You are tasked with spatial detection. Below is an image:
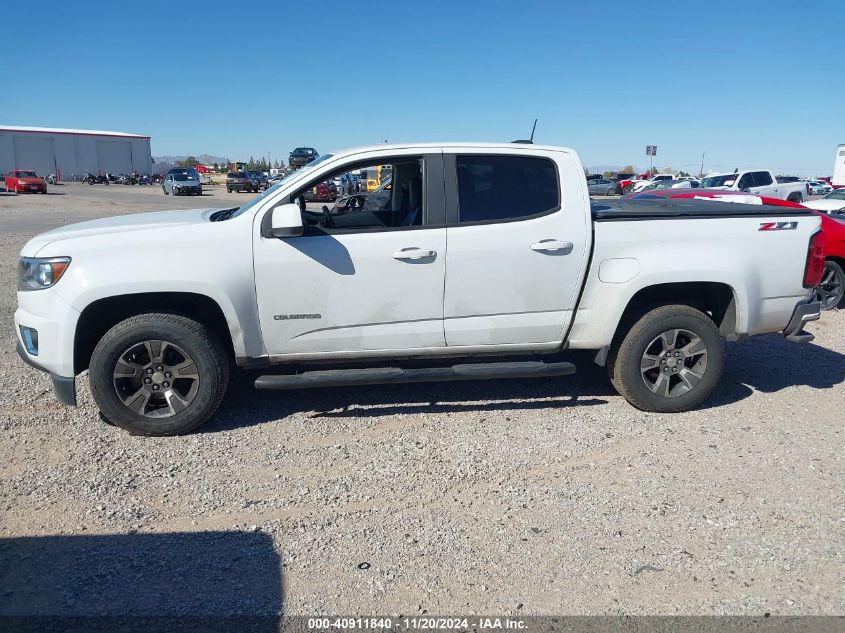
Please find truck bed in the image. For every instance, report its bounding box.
[591,197,815,221]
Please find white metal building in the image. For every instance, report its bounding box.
[0,125,152,181]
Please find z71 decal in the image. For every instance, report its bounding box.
[759,221,798,231]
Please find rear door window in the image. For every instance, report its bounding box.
[752,171,773,187]
[455,155,559,224]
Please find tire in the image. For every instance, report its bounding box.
[817,260,844,311]
[608,304,723,413]
[163,187,168,195]
[227,187,232,193]
[89,313,229,436]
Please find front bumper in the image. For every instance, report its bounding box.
[15,292,81,406]
[15,339,76,405]
[783,299,821,343]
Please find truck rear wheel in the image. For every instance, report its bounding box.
[89,313,229,435]
[608,304,723,412]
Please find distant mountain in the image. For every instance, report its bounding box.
[153,154,230,166]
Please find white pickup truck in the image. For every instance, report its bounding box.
[699,169,807,202]
[15,143,825,435]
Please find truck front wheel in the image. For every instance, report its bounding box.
[608,304,723,413]
[89,313,229,435]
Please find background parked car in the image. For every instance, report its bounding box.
[814,213,845,310]
[248,171,270,190]
[587,178,617,195]
[631,179,699,194]
[5,170,47,194]
[162,172,202,196]
[289,147,319,169]
[611,172,635,193]
[302,180,338,202]
[803,189,845,214]
[806,180,833,195]
[165,167,200,182]
[226,172,253,193]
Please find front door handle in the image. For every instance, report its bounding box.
[393,248,436,260]
[531,240,573,252]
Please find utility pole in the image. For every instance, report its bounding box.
[699,151,705,177]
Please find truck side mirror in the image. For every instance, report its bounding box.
[263,203,304,238]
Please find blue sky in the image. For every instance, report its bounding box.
[1,0,842,175]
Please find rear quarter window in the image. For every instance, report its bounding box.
[456,155,559,224]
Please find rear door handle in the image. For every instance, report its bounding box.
[393,248,436,260]
[531,240,573,252]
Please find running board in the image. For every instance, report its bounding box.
[254,361,576,390]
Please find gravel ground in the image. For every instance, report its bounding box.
[0,184,842,617]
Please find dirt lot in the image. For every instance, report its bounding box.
[0,184,842,617]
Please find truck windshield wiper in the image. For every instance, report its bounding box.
[210,207,239,222]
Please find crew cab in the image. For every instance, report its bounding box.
[14,143,824,436]
[5,169,47,194]
[700,169,806,202]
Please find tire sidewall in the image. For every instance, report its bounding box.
[90,318,227,435]
[820,260,845,310]
[618,309,724,412]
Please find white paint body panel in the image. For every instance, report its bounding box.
[442,147,591,346]
[566,215,817,348]
[253,228,447,353]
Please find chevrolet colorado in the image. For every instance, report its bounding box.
[15,143,824,435]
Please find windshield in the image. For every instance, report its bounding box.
[16,171,38,178]
[700,174,738,187]
[825,190,845,200]
[228,154,335,219]
[174,174,193,181]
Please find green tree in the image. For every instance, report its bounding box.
[620,164,635,173]
[177,156,198,168]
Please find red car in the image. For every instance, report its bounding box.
[815,213,845,309]
[5,169,47,194]
[302,181,338,202]
[626,188,845,310]
[618,172,651,194]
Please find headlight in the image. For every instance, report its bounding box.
[19,257,71,291]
